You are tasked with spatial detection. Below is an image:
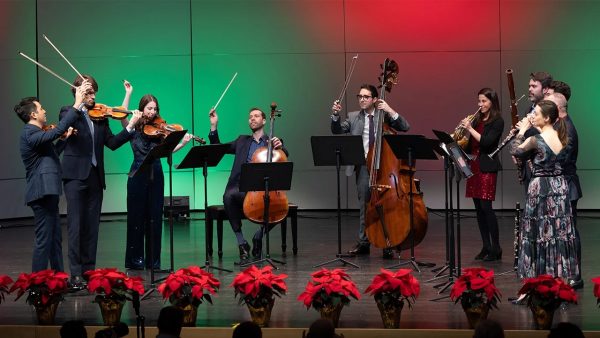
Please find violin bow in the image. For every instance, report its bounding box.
[213,72,238,110]
[43,34,85,81]
[18,52,76,89]
[336,54,359,104]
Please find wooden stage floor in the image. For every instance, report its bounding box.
[0,210,599,331]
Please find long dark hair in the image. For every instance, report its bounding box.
[537,100,568,146]
[475,87,501,125]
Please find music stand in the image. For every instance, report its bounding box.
[310,136,365,268]
[130,130,185,300]
[239,162,293,269]
[382,134,438,273]
[177,144,232,273]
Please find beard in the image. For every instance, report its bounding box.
[84,99,95,110]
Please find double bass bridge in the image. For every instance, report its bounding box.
[369,184,391,192]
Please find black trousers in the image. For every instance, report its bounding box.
[473,198,500,253]
[125,161,164,269]
[30,195,64,272]
[63,166,102,277]
[223,186,274,245]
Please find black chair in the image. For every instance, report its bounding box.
[205,203,298,258]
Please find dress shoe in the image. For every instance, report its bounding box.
[474,248,489,260]
[382,248,394,259]
[568,278,584,290]
[483,249,502,261]
[509,294,527,305]
[235,242,251,265]
[347,243,370,255]
[68,276,86,292]
[125,258,144,270]
[252,238,262,258]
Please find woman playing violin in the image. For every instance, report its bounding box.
[120,83,193,270]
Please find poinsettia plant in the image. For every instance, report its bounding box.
[450,267,501,310]
[9,270,69,306]
[85,268,145,304]
[158,266,220,308]
[231,265,287,308]
[365,268,420,309]
[593,276,600,308]
[518,274,577,308]
[0,275,14,305]
[298,268,361,311]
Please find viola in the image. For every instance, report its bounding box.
[42,124,77,140]
[242,103,289,224]
[88,103,131,121]
[364,58,428,250]
[142,116,206,144]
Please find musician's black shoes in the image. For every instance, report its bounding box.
[68,275,87,292]
[382,248,394,259]
[252,238,262,258]
[483,248,502,261]
[235,242,251,265]
[474,248,489,260]
[348,243,370,255]
[568,278,584,290]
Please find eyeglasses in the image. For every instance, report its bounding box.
[356,95,372,100]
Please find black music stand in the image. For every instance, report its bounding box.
[130,130,185,300]
[177,144,232,273]
[310,136,365,268]
[239,162,293,269]
[429,130,473,300]
[382,134,438,273]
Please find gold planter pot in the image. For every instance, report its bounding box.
[247,298,275,327]
[461,302,490,329]
[174,303,199,327]
[530,304,558,330]
[318,303,344,328]
[97,297,125,326]
[34,300,60,325]
[375,299,404,329]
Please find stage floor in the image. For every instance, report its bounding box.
[0,210,599,330]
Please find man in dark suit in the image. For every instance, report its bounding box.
[56,75,139,288]
[331,84,410,259]
[15,81,89,272]
[208,107,288,264]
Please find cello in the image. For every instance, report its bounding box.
[364,59,429,250]
[242,103,289,224]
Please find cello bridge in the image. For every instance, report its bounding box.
[370,184,391,192]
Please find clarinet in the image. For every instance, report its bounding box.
[513,202,521,271]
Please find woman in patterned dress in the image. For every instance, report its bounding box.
[461,88,505,261]
[510,100,578,279]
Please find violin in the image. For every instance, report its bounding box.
[87,103,131,120]
[42,124,77,140]
[142,116,206,144]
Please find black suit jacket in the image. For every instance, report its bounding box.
[19,107,80,205]
[208,130,289,190]
[56,106,132,189]
[465,116,504,173]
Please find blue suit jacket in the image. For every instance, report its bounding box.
[56,106,132,189]
[19,107,80,205]
[208,130,289,190]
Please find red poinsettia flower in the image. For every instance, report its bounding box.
[158,266,220,307]
[231,265,287,308]
[297,268,360,311]
[518,274,577,308]
[450,267,501,310]
[85,268,145,302]
[8,270,69,306]
[0,275,14,304]
[364,268,420,308]
[592,276,600,307]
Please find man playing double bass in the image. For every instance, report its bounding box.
[330,84,410,259]
[208,107,289,265]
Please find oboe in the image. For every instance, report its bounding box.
[513,202,521,271]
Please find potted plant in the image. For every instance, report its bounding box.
[298,268,360,327]
[593,276,600,307]
[85,268,145,325]
[450,267,501,329]
[158,266,220,326]
[364,268,420,328]
[231,265,287,327]
[9,269,69,324]
[518,274,577,329]
[0,274,13,305]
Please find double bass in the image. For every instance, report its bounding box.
[242,103,289,224]
[364,59,429,250]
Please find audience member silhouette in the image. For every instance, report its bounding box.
[232,321,262,338]
[303,319,344,338]
[548,322,585,338]
[473,319,504,338]
[60,320,87,338]
[157,306,184,338]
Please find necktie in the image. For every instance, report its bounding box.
[368,114,375,147]
[83,110,97,166]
